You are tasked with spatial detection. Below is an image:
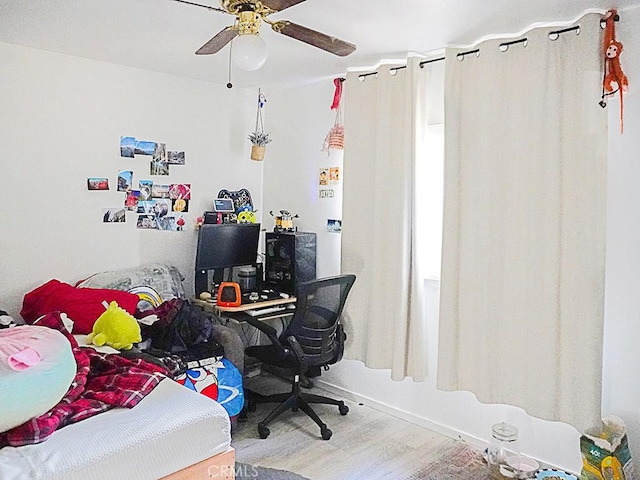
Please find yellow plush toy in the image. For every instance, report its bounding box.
[87,301,141,351]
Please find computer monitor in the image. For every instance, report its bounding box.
[195,223,261,271]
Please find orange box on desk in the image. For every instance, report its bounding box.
[216,282,242,307]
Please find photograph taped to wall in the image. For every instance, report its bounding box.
[172,198,189,213]
[137,214,158,229]
[120,136,136,157]
[153,198,171,217]
[167,151,186,165]
[117,170,133,192]
[139,180,153,201]
[329,167,340,184]
[136,140,156,155]
[151,184,170,198]
[153,142,167,162]
[319,189,334,198]
[150,159,169,176]
[103,208,125,223]
[319,168,329,186]
[169,184,191,200]
[327,219,342,232]
[137,200,156,214]
[124,190,140,211]
[87,177,109,190]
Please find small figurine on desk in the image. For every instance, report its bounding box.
[270,210,298,232]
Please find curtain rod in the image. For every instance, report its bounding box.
[354,12,618,76]
[458,13,619,58]
[356,56,445,81]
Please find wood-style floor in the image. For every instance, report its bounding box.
[231,373,459,480]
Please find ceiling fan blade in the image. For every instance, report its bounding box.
[195,26,238,55]
[273,21,356,57]
[261,0,307,12]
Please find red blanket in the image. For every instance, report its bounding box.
[0,312,167,448]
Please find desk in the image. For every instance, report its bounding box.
[192,296,297,379]
[191,296,296,323]
[192,296,313,386]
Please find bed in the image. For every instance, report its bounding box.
[0,263,242,480]
[0,379,235,480]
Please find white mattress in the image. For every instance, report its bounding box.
[0,378,231,480]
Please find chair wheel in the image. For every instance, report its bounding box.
[338,404,349,416]
[321,426,332,440]
[258,424,270,439]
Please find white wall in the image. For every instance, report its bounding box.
[262,81,343,277]
[263,7,640,474]
[0,41,261,315]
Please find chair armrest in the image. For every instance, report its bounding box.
[243,315,282,348]
[285,335,309,371]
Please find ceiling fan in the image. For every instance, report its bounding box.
[173,0,356,69]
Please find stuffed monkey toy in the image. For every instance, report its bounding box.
[602,9,628,133]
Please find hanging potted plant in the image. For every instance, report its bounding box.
[248,89,271,161]
[248,131,271,161]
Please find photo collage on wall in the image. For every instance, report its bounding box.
[319,166,341,232]
[319,166,339,198]
[88,136,189,231]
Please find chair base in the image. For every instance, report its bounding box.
[246,388,349,440]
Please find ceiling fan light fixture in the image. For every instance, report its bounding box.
[232,33,268,71]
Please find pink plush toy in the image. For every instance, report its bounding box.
[0,325,76,432]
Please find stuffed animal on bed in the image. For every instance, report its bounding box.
[0,325,76,433]
[87,301,141,350]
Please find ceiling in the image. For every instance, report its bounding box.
[1,0,639,90]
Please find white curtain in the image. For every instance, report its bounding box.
[341,57,440,381]
[437,14,607,432]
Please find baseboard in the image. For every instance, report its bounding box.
[315,379,577,475]
[314,378,487,451]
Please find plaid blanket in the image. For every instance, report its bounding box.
[0,312,167,448]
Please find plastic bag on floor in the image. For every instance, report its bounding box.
[580,415,637,480]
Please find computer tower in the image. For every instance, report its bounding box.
[264,231,316,295]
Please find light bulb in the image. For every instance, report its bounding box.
[232,34,268,71]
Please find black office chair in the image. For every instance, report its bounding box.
[243,274,356,440]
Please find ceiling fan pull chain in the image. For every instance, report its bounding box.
[226,40,233,88]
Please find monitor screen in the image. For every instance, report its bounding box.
[195,223,261,271]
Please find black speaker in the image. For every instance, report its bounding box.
[264,231,316,295]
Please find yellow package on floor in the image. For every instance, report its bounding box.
[580,416,636,480]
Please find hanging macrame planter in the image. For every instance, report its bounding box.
[322,78,345,155]
[251,144,265,161]
[248,89,271,161]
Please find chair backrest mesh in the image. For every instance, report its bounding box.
[282,274,356,367]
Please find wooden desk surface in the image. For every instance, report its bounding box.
[192,296,296,313]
